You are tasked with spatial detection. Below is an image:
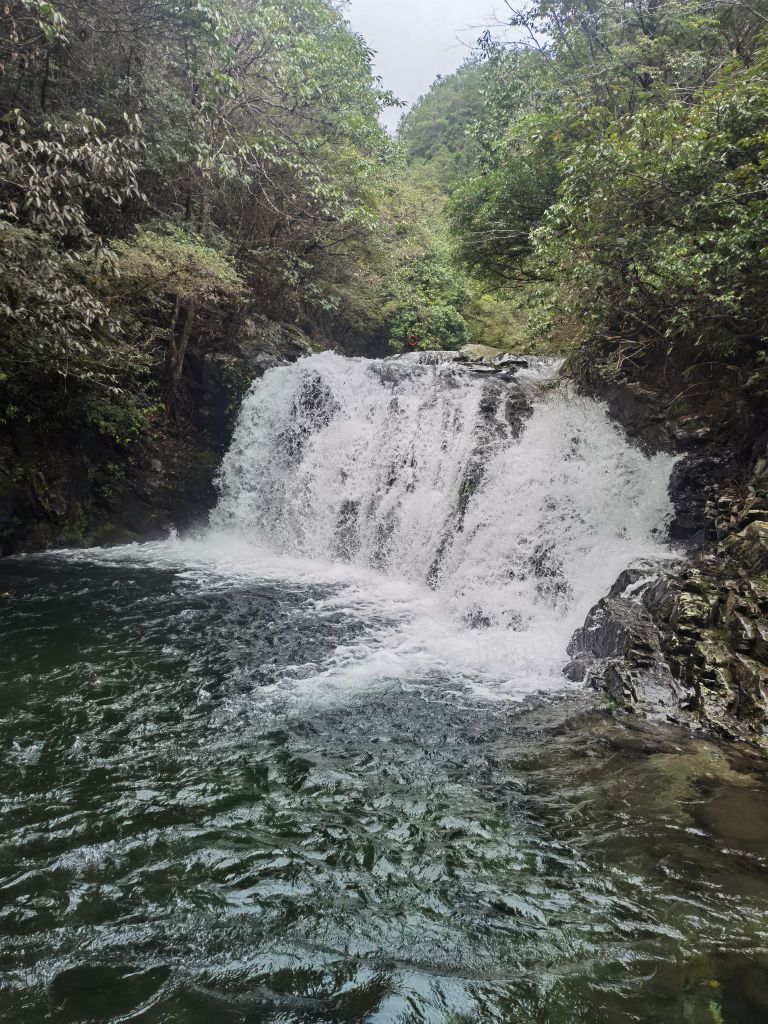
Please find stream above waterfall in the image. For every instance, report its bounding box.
[2,355,768,1023]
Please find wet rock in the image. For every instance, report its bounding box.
[570,341,768,746]
[393,349,461,366]
[565,590,689,721]
[668,449,737,546]
[505,390,531,432]
[736,496,768,530]
[494,353,530,370]
[721,521,768,574]
[239,315,314,370]
[459,343,506,363]
[600,715,692,755]
[455,346,531,376]
[731,655,768,720]
[577,371,677,452]
[728,611,758,652]
[754,620,768,662]
[570,549,768,745]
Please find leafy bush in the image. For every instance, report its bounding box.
[389,300,470,352]
[533,48,768,373]
[448,0,768,384]
[0,226,129,393]
[113,226,244,308]
[0,109,144,254]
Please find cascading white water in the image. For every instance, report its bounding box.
[210,352,678,695]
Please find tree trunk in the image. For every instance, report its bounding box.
[166,296,196,418]
[228,300,247,347]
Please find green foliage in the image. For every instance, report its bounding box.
[463,283,560,354]
[396,59,542,352]
[451,112,564,283]
[113,226,244,306]
[0,225,129,393]
[400,62,485,193]
[385,229,471,352]
[79,391,159,447]
[448,0,768,381]
[534,48,768,367]
[0,108,147,398]
[389,297,470,353]
[0,0,396,430]
[0,109,144,254]
[329,168,473,353]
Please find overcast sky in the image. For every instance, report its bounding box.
[345,0,498,131]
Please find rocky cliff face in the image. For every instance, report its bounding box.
[571,353,768,747]
[0,316,318,556]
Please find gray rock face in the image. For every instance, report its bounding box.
[667,449,738,547]
[571,357,739,547]
[565,564,692,723]
[568,352,768,746]
[721,521,768,574]
[567,547,768,746]
[239,315,315,372]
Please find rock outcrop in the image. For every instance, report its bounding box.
[565,564,690,720]
[568,463,768,747]
[0,315,317,555]
[568,339,768,746]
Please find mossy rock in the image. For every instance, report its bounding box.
[459,344,506,363]
[722,521,768,574]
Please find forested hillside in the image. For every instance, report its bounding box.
[0,0,403,548]
[0,1,393,414]
[390,63,547,352]
[449,0,768,444]
[400,63,484,194]
[1,0,767,552]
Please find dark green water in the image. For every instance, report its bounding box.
[2,555,768,1023]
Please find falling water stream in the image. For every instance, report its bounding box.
[2,354,768,1023]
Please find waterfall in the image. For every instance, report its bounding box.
[210,352,677,695]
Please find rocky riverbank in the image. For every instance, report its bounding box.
[571,351,768,747]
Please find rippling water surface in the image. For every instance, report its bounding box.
[2,552,768,1024]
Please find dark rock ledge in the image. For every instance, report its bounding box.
[567,441,768,747]
[0,316,317,555]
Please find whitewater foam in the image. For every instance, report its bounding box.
[45,353,677,697]
[208,352,676,693]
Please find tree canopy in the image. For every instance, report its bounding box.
[3,0,767,424]
[0,0,395,415]
[448,0,768,381]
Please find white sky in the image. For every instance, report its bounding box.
[344,0,499,131]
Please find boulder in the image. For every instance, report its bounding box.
[459,344,506,363]
[565,586,689,721]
